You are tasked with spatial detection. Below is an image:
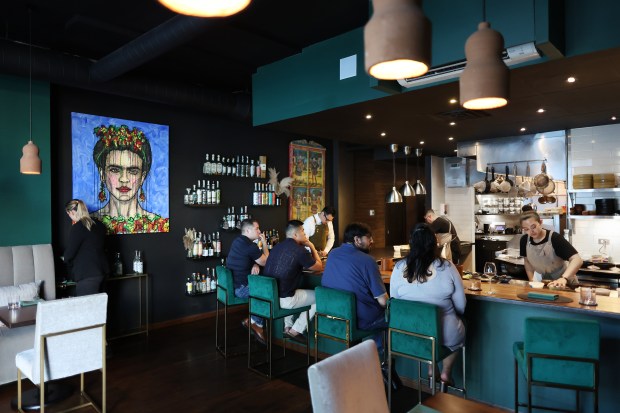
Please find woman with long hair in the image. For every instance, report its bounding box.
[64,199,109,295]
[389,223,466,387]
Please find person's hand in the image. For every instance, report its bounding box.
[258,233,267,247]
[251,264,260,275]
[318,250,327,257]
[304,239,315,249]
[548,277,567,288]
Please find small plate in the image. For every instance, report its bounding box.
[468,287,482,291]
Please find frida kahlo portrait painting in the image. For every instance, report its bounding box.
[71,112,169,235]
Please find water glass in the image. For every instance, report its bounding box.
[7,293,20,310]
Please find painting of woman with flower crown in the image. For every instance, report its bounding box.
[71,112,169,235]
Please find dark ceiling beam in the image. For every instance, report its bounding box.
[89,15,222,83]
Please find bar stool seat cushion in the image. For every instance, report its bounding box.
[216,266,247,306]
[248,275,310,318]
[513,317,599,388]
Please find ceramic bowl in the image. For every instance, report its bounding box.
[529,281,545,289]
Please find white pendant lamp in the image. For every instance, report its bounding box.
[364,0,431,80]
[159,0,252,17]
[400,145,415,197]
[386,144,403,203]
[20,9,41,175]
[413,148,426,195]
[459,5,509,110]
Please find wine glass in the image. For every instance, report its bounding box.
[483,262,497,295]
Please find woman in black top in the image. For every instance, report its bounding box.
[64,199,109,296]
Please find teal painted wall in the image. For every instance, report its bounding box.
[254,0,620,126]
[0,74,51,246]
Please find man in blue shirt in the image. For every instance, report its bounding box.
[264,220,322,342]
[227,219,269,344]
[322,222,388,348]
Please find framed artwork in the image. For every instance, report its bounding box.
[288,140,325,220]
[71,112,170,234]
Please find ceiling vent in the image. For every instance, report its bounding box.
[434,108,491,121]
[398,42,540,89]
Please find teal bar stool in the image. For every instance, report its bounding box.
[247,274,311,378]
[388,298,466,408]
[513,317,600,413]
[215,266,248,358]
[314,286,384,363]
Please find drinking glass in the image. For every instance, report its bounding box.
[483,262,497,295]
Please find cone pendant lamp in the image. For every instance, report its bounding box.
[386,144,403,203]
[460,21,509,110]
[413,148,426,195]
[400,145,415,196]
[365,0,431,80]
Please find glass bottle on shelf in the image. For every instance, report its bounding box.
[202,233,208,257]
[133,250,144,274]
[186,277,193,295]
[216,181,221,205]
[256,158,262,178]
[206,272,212,292]
[250,159,256,177]
[216,155,223,175]
[210,269,217,291]
[215,232,221,256]
[113,252,123,276]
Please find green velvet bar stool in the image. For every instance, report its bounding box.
[247,274,311,378]
[388,299,466,408]
[513,317,600,413]
[215,266,249,358]
[314,286,384,363]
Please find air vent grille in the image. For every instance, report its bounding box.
[434,108,491,121]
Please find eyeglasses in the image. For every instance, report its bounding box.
[522,223,540,232]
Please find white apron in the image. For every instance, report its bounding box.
[526,231,579,287]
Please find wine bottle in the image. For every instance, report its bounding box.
[186,277,193,295]
[210,269,217,291]
[216,155,223,175]
[216,181,221,205]
[250,159,255,177]
[113,252,123,276]
[215,232,221,256]
[202,154,209,175]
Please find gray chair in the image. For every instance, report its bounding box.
[307,340,388,413]
[15,293,108,413]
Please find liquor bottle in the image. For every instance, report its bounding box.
[250,159,255,177]
[215,181,221,205]
[229,206,236,229]
[270,184,276,205]
[202,154,209,175]
[133,250,144,274]
[196,180,202,205]
[186,277,193,295]
[113,252,123,276]
[206,272,212,293]
[207,234,214,257]
[228,158,234,176]
[210,269,217,291]
[256,158,262,178]
[196,232,203,257]
[216,155,222,175]
[215,232,221,256]
[246,156,251,177]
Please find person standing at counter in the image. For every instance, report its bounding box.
[303,206,336,257]
[264,220,322,342]
[227,218,269,344]
[424,209,461,264]
[64,199,109,296]
[520,212,582,288]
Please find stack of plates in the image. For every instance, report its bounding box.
[595,198,616,215]
[593,173,616,188]
[572,174,593,189]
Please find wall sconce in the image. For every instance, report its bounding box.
[386,144,403,203]
[364,0,431,80]
[159,0,252,17]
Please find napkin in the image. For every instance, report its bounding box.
[527,292,559,301]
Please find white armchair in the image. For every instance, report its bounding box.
[15,293,108,413]
[307,340,389,413]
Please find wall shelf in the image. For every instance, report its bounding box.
[186,255,225,261]
[568,188,620,193]
[569,215,620,220]
[184,204,223,208]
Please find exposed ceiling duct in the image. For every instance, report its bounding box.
[89,15,220,83]
[0,38,251,122]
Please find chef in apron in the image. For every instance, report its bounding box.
[303,206,336,257]
[519,212,583,288]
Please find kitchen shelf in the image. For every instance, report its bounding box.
[569,215,620,220]
[568,188,620,193]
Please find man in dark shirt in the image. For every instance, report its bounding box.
[322,223,388,347]
[425,209,461,264]
[226,219,269,343]
[263,220,322,342]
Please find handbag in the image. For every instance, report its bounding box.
[436,219,454,260]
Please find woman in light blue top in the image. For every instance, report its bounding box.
[390,223,466,386]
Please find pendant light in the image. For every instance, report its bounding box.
[158,0,252,17]
[386,144,403,203]
[20,9,41,175]
[413,148,426,195]
[459,1,509,110]
[364,0,431,80]
[400,145,415,196]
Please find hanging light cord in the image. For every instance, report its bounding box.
[392,151,397,187]
[28,8,32,141]
[405,154,409,180]
[482,0,486,22]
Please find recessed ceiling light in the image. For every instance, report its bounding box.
[449,98,457,104]
[612,116,617,121]
[520,127,527,132]
[448,137,454,141]
[566,76,576,83]
[454,149,458,152]
[537,108,545,113]
[449,122,456,126]
[365,114,372,119]
[420,141,425,145]
[380,132,386,137]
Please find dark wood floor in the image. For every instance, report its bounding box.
[0,311,419,412]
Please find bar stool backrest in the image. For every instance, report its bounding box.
[524,317,599,387]
[248,275,281,318]
[389,298,442,361]
[315,286,357,340]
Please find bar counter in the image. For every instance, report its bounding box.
[301,272,619,412]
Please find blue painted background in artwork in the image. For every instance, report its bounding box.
[71,112,169,219]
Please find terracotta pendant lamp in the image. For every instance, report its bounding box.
[386,144,403,203]
[400,145,415,196]
[158,0,252,17]
[459,18,509,110]
[20,9,41,175]
[364,0,431,80]
[413,148,426,195]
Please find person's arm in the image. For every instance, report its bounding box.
[302,216,315,240]
[523,257,535,281]
[323,221,335,254]
[549,253,583,287]
[548,233,582,287]
[376,292,388,308]
[450,264,467,315]
[303,239,323,271]
[63,223,86,265]
[254,233,269,266]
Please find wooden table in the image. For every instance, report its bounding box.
[420,392,508,412]
[0,305,37,328]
